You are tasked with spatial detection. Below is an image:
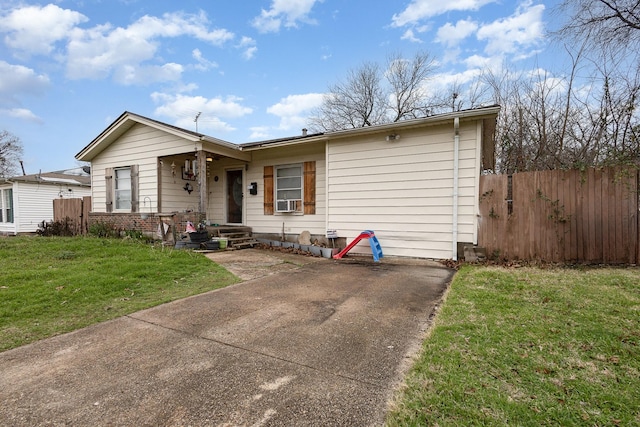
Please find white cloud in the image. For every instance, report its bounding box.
[392,0,496,27]
[238,36,257,60]
[0,61,50,99]
[249,126,271,139]
[114,63,184,86]
[463,54,498,70]
[192,49,218,71]
[477,3,545,56]
[65,11,234,82]
[0,108,43,123]
[266,93,324,131]
[151,92,253,133]
[436,19,478,47]
[0,62,49,121]
[252,0,322,33]
[401,29,422,43]
[1,5,235,85]
[0,4,87,56]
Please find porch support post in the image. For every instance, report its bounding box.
[197,150,208,214]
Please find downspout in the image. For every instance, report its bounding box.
[452,117,460,261]
[325,138,330,238]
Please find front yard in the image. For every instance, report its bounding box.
[387,265,640,426]
[2,236,638,424]
[0,236,239,352]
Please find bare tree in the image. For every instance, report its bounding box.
[483,55,640,174]
[0,131,23,178]
[309,51,438,132]
[556,0,640,60]
[308,62,386,132]
[385,51,437,121]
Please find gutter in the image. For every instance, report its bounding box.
[452,117,460,261]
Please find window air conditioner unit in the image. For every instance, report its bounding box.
[276,199,296,212]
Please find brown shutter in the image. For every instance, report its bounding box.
[482,118,496,171]
[303,161,316,215]
[264,166,274,215]
[105,167,113,213]
[130,164,139,213]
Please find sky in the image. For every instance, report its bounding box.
[0,0,565,174]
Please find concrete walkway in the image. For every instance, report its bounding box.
[0,250,453,426]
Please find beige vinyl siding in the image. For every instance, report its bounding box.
[326,120,481,259]
[91,123,199,213]
[204,157,248,224]
[157,155,206,213]
[246,142,325,236]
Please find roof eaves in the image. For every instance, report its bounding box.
[76,111,239,161]
[239,132,326,151]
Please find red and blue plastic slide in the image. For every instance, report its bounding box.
[333,230,383,262]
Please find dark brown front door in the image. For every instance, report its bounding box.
[226,169,243,224]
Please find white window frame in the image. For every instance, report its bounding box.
[114,166,132,211]
[275,164,303,213]
[0,188,13,223]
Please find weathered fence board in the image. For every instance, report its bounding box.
[53,196,92,235]
[479,168,639,264]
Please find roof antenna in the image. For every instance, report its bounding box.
[194,112,202,133]
[19,160,26,176]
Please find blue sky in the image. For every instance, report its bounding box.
[0,0,562,173]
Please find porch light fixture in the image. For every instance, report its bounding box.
[386,133,400,141]
[183,182,193,194]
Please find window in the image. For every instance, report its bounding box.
[0,189,13,223]
[275,165,302,212]
[263,162,316,215]
[115,167,131,210]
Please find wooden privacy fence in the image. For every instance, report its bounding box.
[478,168,639,264]
[53,196,92,235]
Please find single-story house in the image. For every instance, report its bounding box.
[0,167,92,235]
[75,105,499,259]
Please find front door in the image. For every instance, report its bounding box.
[226,169,243,224]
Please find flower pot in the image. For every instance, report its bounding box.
[205,240,219,250]
[309,246,322,256]
[188,231,208,243]
[320,247,335,258]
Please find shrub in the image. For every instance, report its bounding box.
[88,221,120,238]
[37,218,75,236]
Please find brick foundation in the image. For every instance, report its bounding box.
[88,212,206,240]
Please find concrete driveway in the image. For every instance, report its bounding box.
[0,249,453,426]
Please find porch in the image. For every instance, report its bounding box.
[88,211,257,249]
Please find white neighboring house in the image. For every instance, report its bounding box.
[0,167,92,235]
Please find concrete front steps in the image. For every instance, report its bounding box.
[206,225,258,250]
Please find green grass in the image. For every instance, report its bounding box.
[387,266,640,426]
[0,236,239,352]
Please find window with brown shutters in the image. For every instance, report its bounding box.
[107,165,139,213]
[264,161,316,215]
